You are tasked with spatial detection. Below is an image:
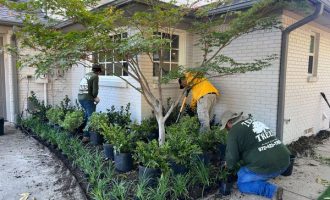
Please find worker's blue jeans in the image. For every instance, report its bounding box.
[237,166,285,199]
[79,99,96,137]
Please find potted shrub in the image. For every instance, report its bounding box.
[134,140,169,186]
[46,107,65,131]
[60,110,84,135]
[166,118,202,174]
[85,112,108,145]
[111,124,134,172]
[218,168,234,196]
[100,123,116,160]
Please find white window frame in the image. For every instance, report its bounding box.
[152,30,186,79]
[96,32,129,77]
[307,32,320,81]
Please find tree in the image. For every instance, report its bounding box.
[2,0,286,145]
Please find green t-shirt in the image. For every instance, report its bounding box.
[225,118,291,174]
[78,72,99,101]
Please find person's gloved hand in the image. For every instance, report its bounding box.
[94,97,100,104]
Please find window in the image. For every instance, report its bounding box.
[307,33,319,76]
[153,32,179,77]
[95,32,128,76]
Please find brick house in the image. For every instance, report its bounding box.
[1,0,330,144]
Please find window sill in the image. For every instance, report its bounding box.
[307,76,318,83]
[99,77,128,88]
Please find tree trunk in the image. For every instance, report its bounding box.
[157,116,165,145]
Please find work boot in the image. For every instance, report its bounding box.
[82,137,90,143]
[275,187,283,200]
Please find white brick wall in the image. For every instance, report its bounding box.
[283,12,330,143]
[192,29,282,132]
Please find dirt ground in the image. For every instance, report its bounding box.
[0,123,87,200]
[206,138,330,200]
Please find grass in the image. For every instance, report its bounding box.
[318,186,330,200]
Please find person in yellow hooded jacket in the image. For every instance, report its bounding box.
[178,72,220,132]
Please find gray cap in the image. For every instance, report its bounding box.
[220,111,243,130]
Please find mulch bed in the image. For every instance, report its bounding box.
[287,130,330,157]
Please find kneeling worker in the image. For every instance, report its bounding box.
[220,111,291,200]
[178,72,220,132]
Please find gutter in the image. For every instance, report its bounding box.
[276,1,324,141]
[0,19,22,27]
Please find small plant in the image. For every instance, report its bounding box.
[60,110,84,133]
[46,107,65,125]
[27,91,52,121]
[130,117,158,142]
[171,173,191,200]
[100,122,115,144]
[85,112,109,132]
[146,173,170,200]
[107,103,131,127]
[111,124,134,153]
[134,140,169,170]
[109,179,130,200]
[191,160,212,198]
[213,126,228,145]
[60,95,76,115]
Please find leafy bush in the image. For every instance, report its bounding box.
[59,95,78,115]
[166,116,202,166]
[85,112,109,132]
[106,103,131,127]
[134,140,169,170]
[111,124,134,153]
[197,126,228,152]
[46,108,65,125]
[130,117,158,142]
[100,123,115,144]
[61,110,84,133]
[27,91,52,121]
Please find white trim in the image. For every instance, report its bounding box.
[99,76,128,88]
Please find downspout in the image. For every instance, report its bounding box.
[276,1,324,141]
[11,30,19,123]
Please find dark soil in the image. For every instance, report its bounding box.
[287,130,330,157]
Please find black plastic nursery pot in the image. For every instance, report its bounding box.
[219,180,233,196]
[281,155,296,176]
[138,165,161,187]
[169,160,188,175]
[114,152,133,172]
[103,143,114,160]
[196,152,211,165]
[0,117,4,136]
[90,132,103,145]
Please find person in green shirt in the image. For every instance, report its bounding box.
[220,111,291,200]
[78,64,102,142]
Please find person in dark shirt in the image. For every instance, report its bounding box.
[78,64,102,142]
[220,111,290,200]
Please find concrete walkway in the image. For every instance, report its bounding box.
[207,138,330,200]
[0,123,86,200]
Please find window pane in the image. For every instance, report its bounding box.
[106,51,113,62]
[106,63,113,76]
[153,63,160,77]
[123,62,128,76]
[122,32,127,38]
[171,64,179,72]
[310,35,315,53]
[172,35,179,48]
[161,63,170,75]
[163,50,171,62]
[114,63,123,76]
[99,64,106,76]
[308,56,314,74]
[171,50,179,62]
[153,52,160,61]
[99,52,106,62]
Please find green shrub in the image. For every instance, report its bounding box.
[61,110,84,133]
[111,124,134,153]
[134,140,169,170]
[130,117,158,142]
[166,116,202,166]
[106,103,131,127]
[85,112,109,132]
[100,123,115,144]
[46,108,65,125]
